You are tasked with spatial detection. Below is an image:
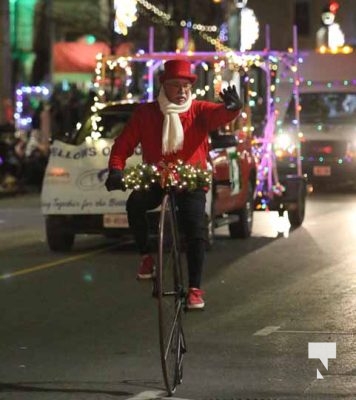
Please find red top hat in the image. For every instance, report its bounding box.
[159,59,197,84]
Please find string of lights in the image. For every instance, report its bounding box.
[14,85,51,130]
[135,0,222,47]
[136,0,172,24]
[123,160,212,191]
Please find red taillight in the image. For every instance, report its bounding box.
[321,145,333,155]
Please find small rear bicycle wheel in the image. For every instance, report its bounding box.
[157,192,186,395]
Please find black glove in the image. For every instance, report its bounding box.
[105,169,126,191]
[219,85,242,111]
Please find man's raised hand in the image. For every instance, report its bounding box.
[219,85,242,111]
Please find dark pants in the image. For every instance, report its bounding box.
[126,186,206,288]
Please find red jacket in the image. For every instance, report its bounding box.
[109,100,240,170]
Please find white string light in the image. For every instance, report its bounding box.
[136,0,172,23]
[114,0,138,36]
[137,0,219,37]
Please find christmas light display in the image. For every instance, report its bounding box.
[123,160,212,191]
[14,85,51,130]
[315,1,352,54]
[274,56,356,170]
[93,48,300,210]
[135,0,229,51]
[97,4,352,213]
[228,0,259,52]
[137,0,218,34]
[114,0,138,36]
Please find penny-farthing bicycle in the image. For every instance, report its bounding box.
[154,184,187,396]
[125,162,211,395]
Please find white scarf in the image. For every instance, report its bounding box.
[157,87,192,155]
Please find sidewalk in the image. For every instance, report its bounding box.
[0,191,41,209]
[0,188,24,199]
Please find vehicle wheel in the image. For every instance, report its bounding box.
[287,180,306,227]
[45,216,75,252]
[229,181,254,239]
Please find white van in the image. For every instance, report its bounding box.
[275,51,356,189]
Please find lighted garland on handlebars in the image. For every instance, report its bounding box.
[123,160,212,191]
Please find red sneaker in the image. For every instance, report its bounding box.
[137,255,155,280]
[187,288,205,310]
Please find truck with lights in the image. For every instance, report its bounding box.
[274,51,356,190]
[41,27,311,251]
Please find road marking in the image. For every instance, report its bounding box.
[124,390,193,400]
[161,397,193,399]
[277,330,354,335]
[0,244,118,280]
[125,391,165,399]
[254,326,354,336]
[253,326,280,336]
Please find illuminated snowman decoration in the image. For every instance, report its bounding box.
[316,5,345,50]
[228,0,259,51]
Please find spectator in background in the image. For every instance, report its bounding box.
[24,101,51,190]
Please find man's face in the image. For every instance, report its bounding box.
[163,79,192,105]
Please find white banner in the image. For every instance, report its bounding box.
[41,139,139,215]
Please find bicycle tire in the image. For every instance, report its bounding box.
[157,192,186,395]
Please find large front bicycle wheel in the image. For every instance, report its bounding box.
[157,193,186,395]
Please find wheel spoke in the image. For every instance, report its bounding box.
[164,301,182,360]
